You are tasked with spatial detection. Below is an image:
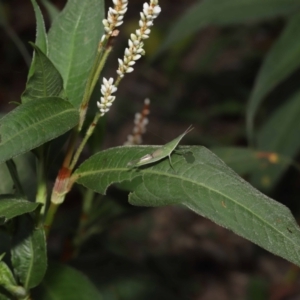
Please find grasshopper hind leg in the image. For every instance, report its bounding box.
[168,154,176,172]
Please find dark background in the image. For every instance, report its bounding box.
[1,0,300,299]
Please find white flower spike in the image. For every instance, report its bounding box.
[97,1,161,117]
[124,98,151,145]
[117,0,161,78]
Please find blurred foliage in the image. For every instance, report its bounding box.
[1,0,300,299]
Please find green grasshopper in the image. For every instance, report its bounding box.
[127,125,193,169]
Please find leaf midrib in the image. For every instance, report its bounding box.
[24,231,35,290]
[77,165,298,250]
[0,105,76,148]
[63,1,90,90]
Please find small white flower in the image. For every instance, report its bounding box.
[126,67,134,73]
[97,77,118,116]
[116,70,124,77]
[101,0,128,37]
[153,6,161,16]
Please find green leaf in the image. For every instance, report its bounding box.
[30,0,47,54]
[0,257,27,299]
[0,197,39,221]
[0,97,79,164]
[250,90,300,191]
[0,154,37,200]
[27,0,48,80]
[41,0,60,23]
[5,160,26,198]
[75,146,300,267]
[11,216,47,290]
[22,44,64,103]
[48,0,104,107]
[0,255,17,287]
[158,0,300,55]
[246,11,300,140]
[0,165,14,195]
[32,263,102,300]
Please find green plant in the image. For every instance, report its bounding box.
[1,0,300,299]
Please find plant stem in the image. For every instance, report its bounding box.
[79,40,110,129]
[72,189,95,254]
[89,44,112,99]
[83,188,95,215]
[44,202,59,236]
[85,44,105,100]
[45,37,115,235]
[36,147,47,216]
[63,126,80,168]
[69,112,101,171]
[46,129,78,234]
